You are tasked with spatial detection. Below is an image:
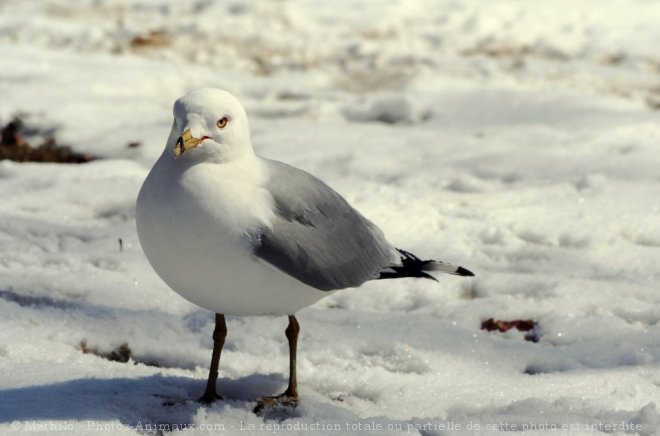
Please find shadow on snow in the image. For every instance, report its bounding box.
[0,372,289,426]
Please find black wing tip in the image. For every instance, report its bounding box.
[380,248,474,280]
[421,271,439,282]
[455,266,475,277]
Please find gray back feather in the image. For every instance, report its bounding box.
[254,159,396,291]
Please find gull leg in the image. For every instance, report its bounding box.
[284,315,300,398]
[254,315,300,413]
[199,313,227,404]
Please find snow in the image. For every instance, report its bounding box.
[1,1,660,435]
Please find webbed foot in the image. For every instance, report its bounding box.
[198,392,223,404]
[253,392,298,413]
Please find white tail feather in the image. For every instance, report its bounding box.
[424,260,475,277]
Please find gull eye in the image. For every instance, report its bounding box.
[217,117,228,129]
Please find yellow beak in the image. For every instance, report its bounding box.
[174,129,204,157]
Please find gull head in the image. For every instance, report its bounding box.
[168,88,253,162]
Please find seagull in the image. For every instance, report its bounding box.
[136,88,474,412]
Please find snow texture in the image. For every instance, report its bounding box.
[0,1,659,435]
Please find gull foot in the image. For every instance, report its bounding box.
[253,393,299,414]
[198,392,223,404]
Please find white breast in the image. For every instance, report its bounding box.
[136,155,330,316]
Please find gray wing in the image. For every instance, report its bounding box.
[253,159,397,291]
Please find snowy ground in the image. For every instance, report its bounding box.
[1,1,660,435]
